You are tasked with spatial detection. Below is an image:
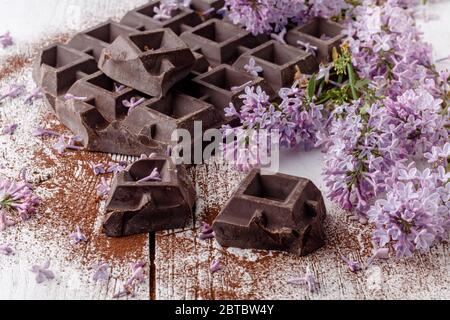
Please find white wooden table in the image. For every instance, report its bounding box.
[0,0,449,300]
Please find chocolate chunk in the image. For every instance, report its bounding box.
[54,68,227,156]
[286,18,345,63]
[180,19,266,66]
[213,169,327,256]
[32,44,98,110]
[67,21,138,61]
[120,1,202,35]
[103,155,196,236]
[233,40,319,92]
[98,28,196,97]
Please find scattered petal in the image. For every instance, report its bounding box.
[137,168,162,183]
[0,243,13,256]
[91,262,110,282]
[30,260,55,283]
[210,259,222,273]
[69,226,88,244]
[1,123,18,135]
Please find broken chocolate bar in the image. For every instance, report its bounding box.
[33,1,343,162]
[103,155,196,236]
[98,28,196,97]
[212,169,327,256]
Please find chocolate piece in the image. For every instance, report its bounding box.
[103,156,196,236]
[32,44,98,110]
[187,65,275,119]
[67,21,138,61]
[180,19,264,66]
[120,1,202,35]
[213,169,326,256]
[191,0,225,13]
[286,18,345,63]
[54,71,164,156]
[55,70,225,156]
[233,40,318,92]
[98,28,196,97]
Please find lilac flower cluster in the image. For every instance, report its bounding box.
[224,0,347,35]
[322,87,448,215]
[316,1,450,257]
[368,159,449,257]
[222,82,325,170]
[346,0,437,99]
[0,177,40,223]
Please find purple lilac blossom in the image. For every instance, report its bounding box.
[137,168,162,183]
[0,31,13,48]
[24,87,43,105]
[0,243,13,255]
[287,268,318,293]
[225,1,347,35]
[69,226,88,244]
[244,58,263,77]
[0,178,40,221]
[1,124,18,135]
[199,222,215,240]
[0,210,16,231]
[91,262,110,282]
[89,162,106,176]
[96,177,111,198]
[107,161,127,174]
[31,260,55,283]
[122,97,146,115]
[210,259,222,273]
[0,85,24,102]
[341,254,362,273]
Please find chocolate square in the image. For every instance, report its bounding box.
[286,18,345,63]
[32,44,98,109]
[233,40,318,92]
[103,156,196,236]
[98,28,196,97]
[67,21,138,61]
[213,169,327,256]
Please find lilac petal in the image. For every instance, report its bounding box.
[24,87,43,104]
[210,259,222,273]
[0,244,13,256]
[1,123,18,135]
[0,31,14,48]
[341,254,362,273]
[42,269,55,280]
[35,272,46,284]
[137,168,162,183]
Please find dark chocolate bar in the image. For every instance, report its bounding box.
[98,28,196,97]
[233,40,319,92]
[103,155,196,236]
[180,18,266,66]
[213,169,327,256]
[286,18,345,63]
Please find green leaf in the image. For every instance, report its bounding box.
[307,74,317,101]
